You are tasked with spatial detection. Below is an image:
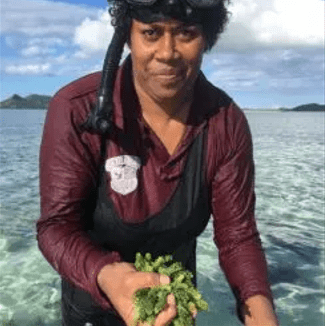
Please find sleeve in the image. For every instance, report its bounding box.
[210,104,274,322]
[37,94,122,309]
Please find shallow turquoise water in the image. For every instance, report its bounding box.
[0,109,324,325]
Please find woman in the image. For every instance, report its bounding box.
[37,0,279,325]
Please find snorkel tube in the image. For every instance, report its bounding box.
[83,0,222,135]
[83,21,129,134]
[85,27,128,134]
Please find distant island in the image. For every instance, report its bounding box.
[279,103,325,112]
[0,94,324,111]
[0,94,51,109]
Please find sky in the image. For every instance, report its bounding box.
[0,0,324,108]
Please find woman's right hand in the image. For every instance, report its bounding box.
[97,262,178,326]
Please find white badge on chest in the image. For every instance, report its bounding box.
[105,155,141,195]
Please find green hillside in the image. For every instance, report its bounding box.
[0,94,51,109]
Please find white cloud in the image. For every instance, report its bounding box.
[74,51,90,59]
[209,65,265,90]
[28,37,67,47]
[204,48,324,94]
[2,0,323,58]
[54,54,68,64]
[1,0,100,37]
[217,0,324,51]
[53,0,325,53]
[70,0,324,53]
[1,0,108,75]
[1,0,324,89]
[21,45,55,57]
[73,10,114,53]
[21,46,41,57]
[5,63,51,75]
[18,38,69,57]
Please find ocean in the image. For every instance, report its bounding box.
[0,109,324,326]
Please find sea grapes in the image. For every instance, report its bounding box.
[133,252,209,326]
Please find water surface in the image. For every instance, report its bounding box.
[0,109,324,325]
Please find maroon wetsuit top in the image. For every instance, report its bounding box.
[37,57,273,316]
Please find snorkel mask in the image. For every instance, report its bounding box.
[84,0,223,134]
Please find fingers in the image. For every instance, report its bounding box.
[127,273,172,326]
[132,273,198,326]
[154,293,177,326]
[132,271,170,290]
[98,264,177,326]
[160,274,171,285]
[189,302,197,319]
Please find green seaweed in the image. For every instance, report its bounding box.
[133,252,209,326]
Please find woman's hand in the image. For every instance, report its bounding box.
[97,262,178,326]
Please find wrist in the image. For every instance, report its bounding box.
[243,295,279,326]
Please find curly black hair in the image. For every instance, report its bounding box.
[107,0,231,51]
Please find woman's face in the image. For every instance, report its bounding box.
[129,19,206,103]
